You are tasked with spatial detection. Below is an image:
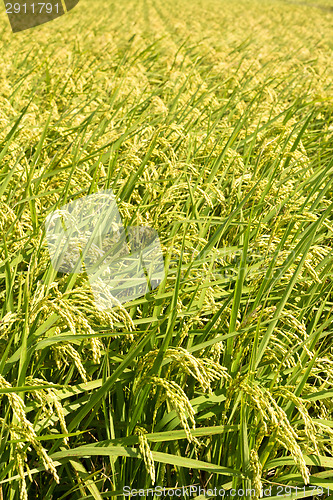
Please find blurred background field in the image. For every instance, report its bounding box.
[0,0,332,498]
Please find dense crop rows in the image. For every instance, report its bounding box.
[0,0,332,498]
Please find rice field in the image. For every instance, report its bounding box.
[0,0,332,498]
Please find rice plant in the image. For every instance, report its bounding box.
[0,0,332,498]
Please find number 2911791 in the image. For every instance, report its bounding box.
[6,3,60,13]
